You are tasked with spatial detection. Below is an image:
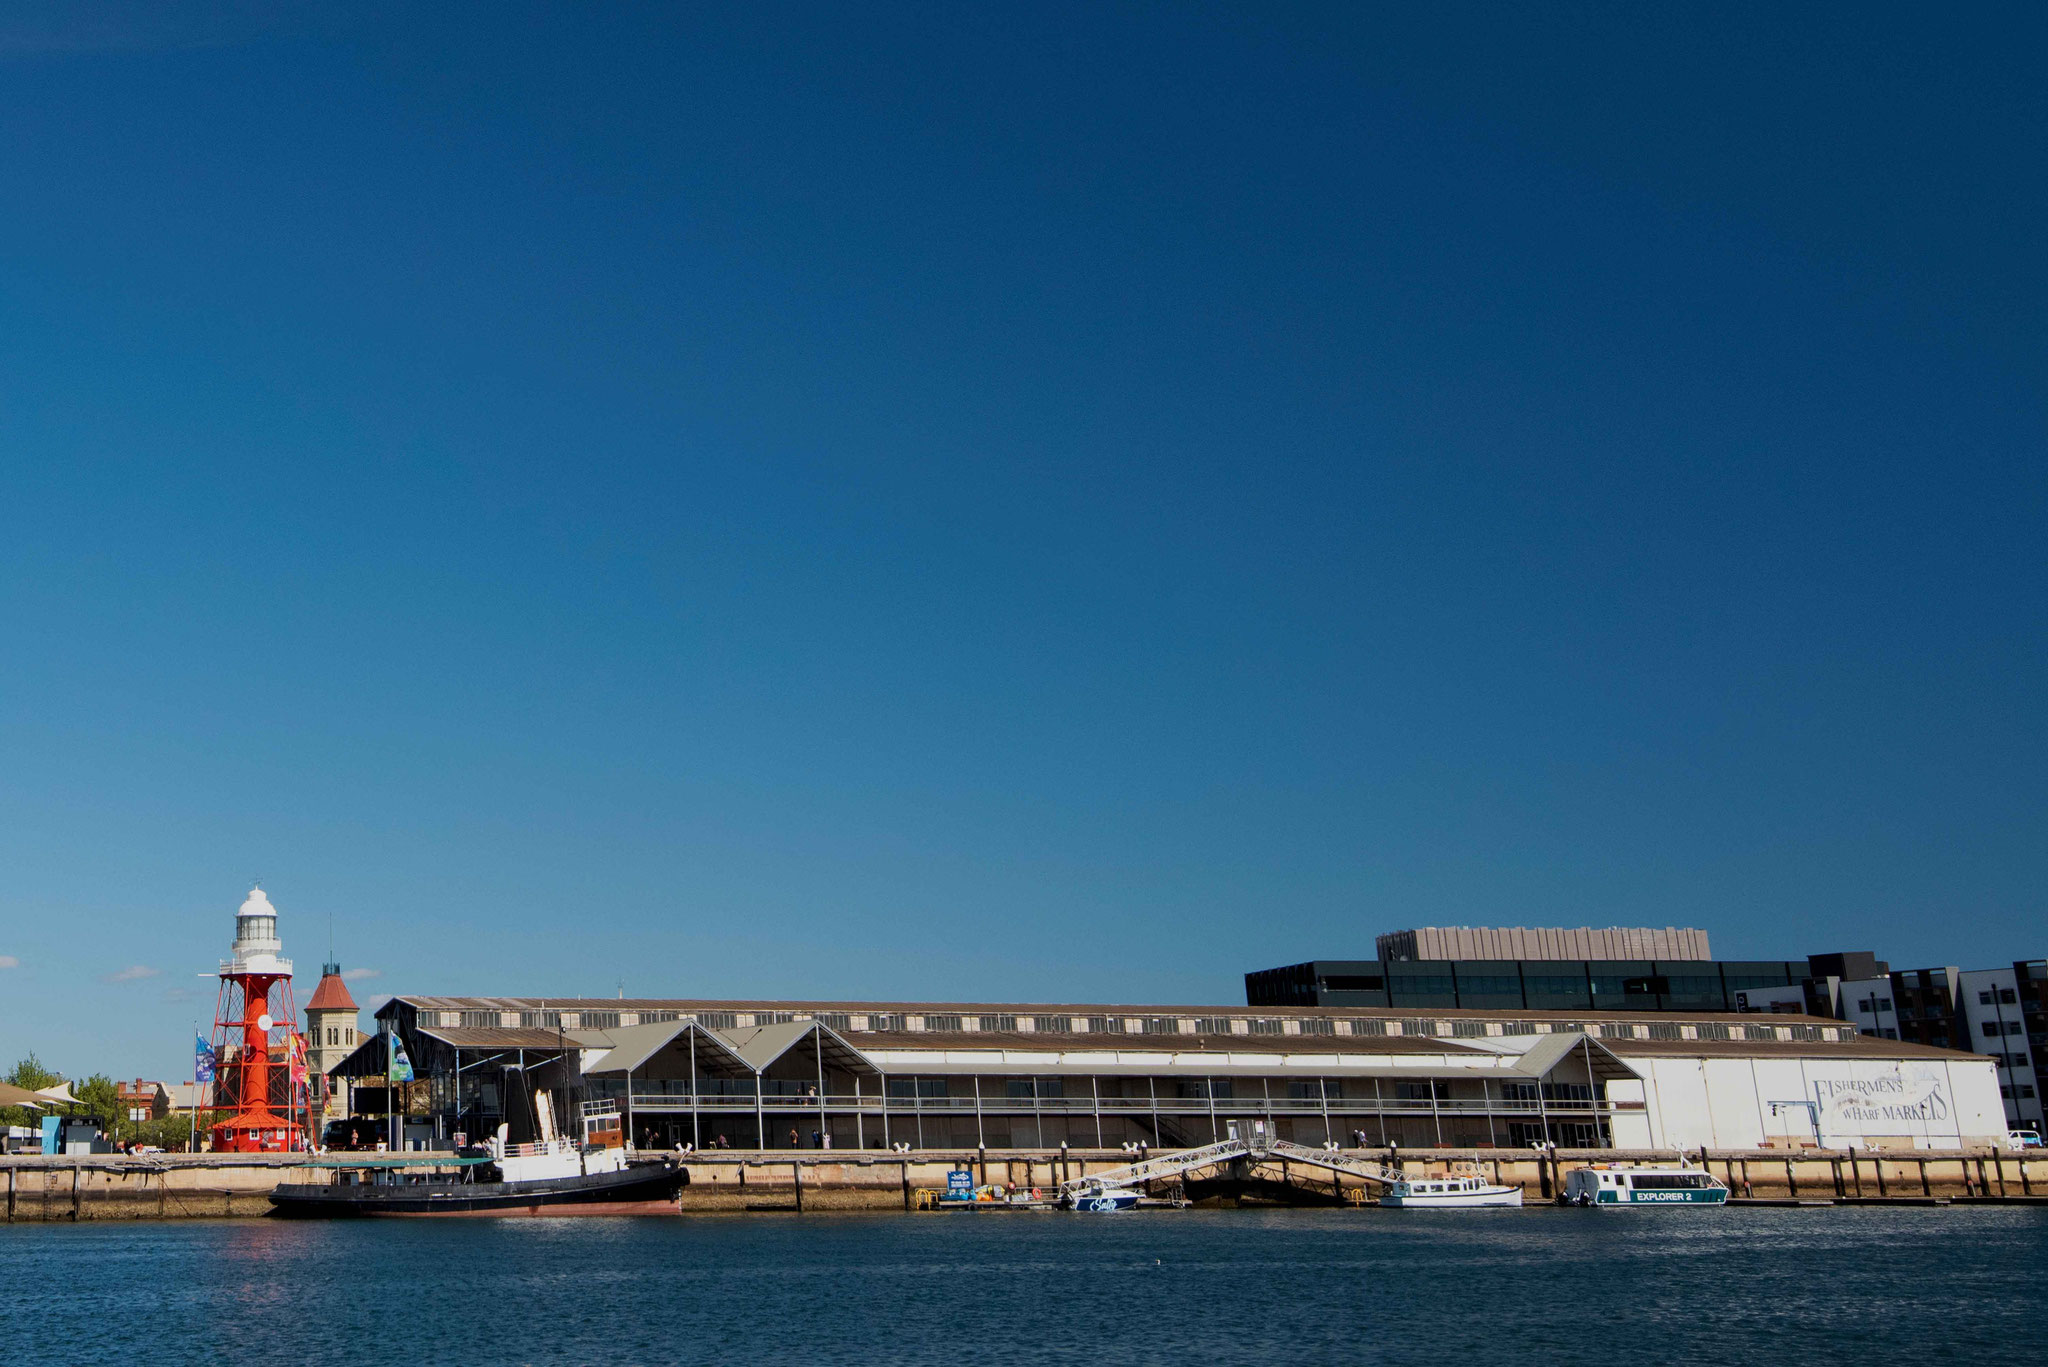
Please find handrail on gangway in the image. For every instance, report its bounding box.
[1057,1134,1398,1197]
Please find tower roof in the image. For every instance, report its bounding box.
[305,965,357,1012]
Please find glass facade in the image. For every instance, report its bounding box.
[1250,958,1813,1013]
[1451,961,1524,1010]
[1385,962,1457,1008]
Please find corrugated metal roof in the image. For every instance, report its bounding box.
[584,1020,753,1076]
[1507,1033,1640,1080]
[850,1030,1482,1056]
[413,1027,587,1049]
[384,994,1841,1026]
[1599,1036,1977,1061]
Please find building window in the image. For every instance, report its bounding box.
[1299,1018,1336,1036]
[1085,1016,1127,1034]
[1141,1017,1182,1035]
[1346,1019,1388,1036]
[1246,1018,1284,1035]
[697,1011,738,1030]
[813,1013,852,1031]
[2002,989,2018,1004]
[1031,1016,1071,1034]
[977,1015,1017,1033]
[1980,991,1994,1005]
[2007,1022,2024,1035]
[924,1015,963,1033]
[1394,1081,1447,1101]
[1983,1022,2001,1037]
[1194,1017,1233,1034]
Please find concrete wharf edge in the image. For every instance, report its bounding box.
[3,1146,2043,1221]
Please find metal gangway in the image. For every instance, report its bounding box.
[1058,1130,1398,1198]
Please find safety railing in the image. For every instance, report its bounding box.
[617,1091,1615,1116]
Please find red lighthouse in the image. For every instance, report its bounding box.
[208,887,308,1152]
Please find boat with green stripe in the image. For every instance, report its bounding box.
[1560,1163,1728,1207]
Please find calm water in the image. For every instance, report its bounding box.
[4,1207,2043,1365]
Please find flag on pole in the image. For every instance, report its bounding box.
[388,1033,415,1083]
[194,1035,216,1084]
[288,1033,308,1090]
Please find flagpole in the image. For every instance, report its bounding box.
[188,1022,197,1155]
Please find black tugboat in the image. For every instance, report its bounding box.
[269,1104,688,1217]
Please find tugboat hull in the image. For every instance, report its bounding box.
[269,1159,687,1217]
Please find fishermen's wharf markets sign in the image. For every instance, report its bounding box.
[1815,1068,1950,1132]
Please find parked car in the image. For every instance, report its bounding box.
[2006,1129,2043,1151]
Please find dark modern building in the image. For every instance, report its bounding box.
[1246,956,1818,1014]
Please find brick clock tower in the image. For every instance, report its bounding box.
[303,962,361,1133]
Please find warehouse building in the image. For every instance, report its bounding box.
[327,994,2009,1154]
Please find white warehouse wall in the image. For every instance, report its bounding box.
[1628,1054,2006,1150]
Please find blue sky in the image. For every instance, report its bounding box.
[0,4,2041,1080]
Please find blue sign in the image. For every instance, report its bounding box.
[945,1168,974,1199]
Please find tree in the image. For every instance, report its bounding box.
[1,1053,61,1129]
[5,1053,59,1091]
[73,1074,127,1140]
[137,1109,219,1152]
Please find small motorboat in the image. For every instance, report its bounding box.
[1378,1174,1524,1208]
[1065,1182,1141,1212]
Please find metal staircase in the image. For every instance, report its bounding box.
[1058,1133,1398,1198]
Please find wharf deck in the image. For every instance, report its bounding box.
[4,1144,2042,1219]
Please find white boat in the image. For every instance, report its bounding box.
[1066,1182,1141,1212]
[1560,1163,1729,1207]
[1378,1174,1524,1208]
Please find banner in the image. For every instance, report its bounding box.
[388,1033,415,1084]
[194,1035,216,1084]
[288,1033,308,1090]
